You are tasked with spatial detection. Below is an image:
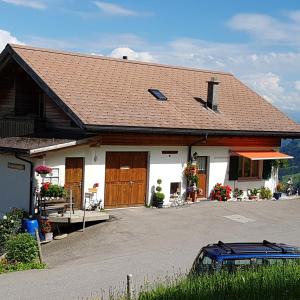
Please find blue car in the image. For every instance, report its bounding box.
[190,240,300,274]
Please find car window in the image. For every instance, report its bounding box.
[222,258,300,271]
[192,251,215,273]
[222,259,254,272]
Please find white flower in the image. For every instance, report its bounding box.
[11,220,14,223]
[3,215,7,220]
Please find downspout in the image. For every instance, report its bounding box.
[15,154,34,215]
[187,145,192,162]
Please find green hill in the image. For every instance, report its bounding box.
[279,139,300,189]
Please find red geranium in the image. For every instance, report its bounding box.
[35,165,52,175]
[210,183,232,201]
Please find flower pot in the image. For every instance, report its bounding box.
[40,173,47,178]
[273,192,282,200]
[248,195,258,200]
[45,232,53,241]
[156,201,164,208]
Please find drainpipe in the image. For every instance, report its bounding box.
[15,154,34,215]
[187,145,192,162]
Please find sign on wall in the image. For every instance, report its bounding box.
[8,162,25,171]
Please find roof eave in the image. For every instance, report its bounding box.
[85,124,300,138]
[0,147,30,155]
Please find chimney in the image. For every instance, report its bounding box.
[207,77,220,111]
[122,55,128,60]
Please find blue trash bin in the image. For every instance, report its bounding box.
[23,219,39,237]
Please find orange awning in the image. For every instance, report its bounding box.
[234,151,293,160]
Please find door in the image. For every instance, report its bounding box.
[65,157,84,209]
[105,152,148,208]
[196,156,208,198]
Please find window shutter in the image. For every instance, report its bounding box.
[229,156,239,180]
[262,160,272,180]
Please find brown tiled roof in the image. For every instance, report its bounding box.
[6,44,300,134]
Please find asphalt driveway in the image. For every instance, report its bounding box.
[1,199,300,299]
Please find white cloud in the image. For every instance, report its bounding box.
[93,1,138,16]
[110,47,154,62]
[0,29,24,51]
[1,0,46,9]
[295,81,300,92]
[227,12,300,47]
[241,73,300,113]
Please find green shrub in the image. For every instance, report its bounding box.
[5,233,38,263]
[156,186,162,192]
[259,187,272,199]
[40,183,67,197]
[0,208,27,255]
[0,261,45,274]
[155,192,165,202]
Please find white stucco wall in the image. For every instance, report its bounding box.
[0,154,31,215]
[34,145,188,206]
[192,145,277,198]
[33,144,278,207]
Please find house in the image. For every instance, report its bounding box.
[0,43,299,215]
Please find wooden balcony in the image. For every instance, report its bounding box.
[0,117,36,137]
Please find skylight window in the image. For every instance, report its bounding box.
[148,89,167,101]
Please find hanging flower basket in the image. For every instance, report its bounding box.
[35,165,52,176]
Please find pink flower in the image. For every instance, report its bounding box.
[35,165,52,175]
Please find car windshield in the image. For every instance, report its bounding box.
[221,258,300,272]
[191,251,215,273]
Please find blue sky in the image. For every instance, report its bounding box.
[0,0,300,122]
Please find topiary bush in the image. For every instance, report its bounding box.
[5,233,38,263]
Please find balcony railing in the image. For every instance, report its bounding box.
[0,118,36,137]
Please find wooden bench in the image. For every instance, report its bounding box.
[37,195,75,216]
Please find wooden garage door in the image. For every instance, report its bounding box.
[105,152,148,208]
[65,157,84,209]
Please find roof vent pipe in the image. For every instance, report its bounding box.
[122,55,128,60]
[207,77,220,111]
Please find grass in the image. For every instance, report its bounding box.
[0,261,46,274]
[133,265,300,300]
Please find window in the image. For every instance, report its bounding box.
[192,251,215,273]
[170,182,181,195]
[196,156,207,174]
[148,89,167,100]
[44,168,59,184]
[222,259,254,272]
[238,157,259,178]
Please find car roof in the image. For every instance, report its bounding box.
[203,241,300,260]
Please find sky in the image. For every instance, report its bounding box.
[0,0,300,122]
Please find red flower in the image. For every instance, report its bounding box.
[210,183,232,201]
[35,165,52,175]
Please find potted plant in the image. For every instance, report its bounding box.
[153,179,165,208]
[210,183,232,201]
[35,165,52,178]
[273,183,283,200]
[40,182,66,198]
[184,163,199,202]
[248,188,260,200]
[259,186,272,200]
[40,219,53,241]
[233,188,243,201]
